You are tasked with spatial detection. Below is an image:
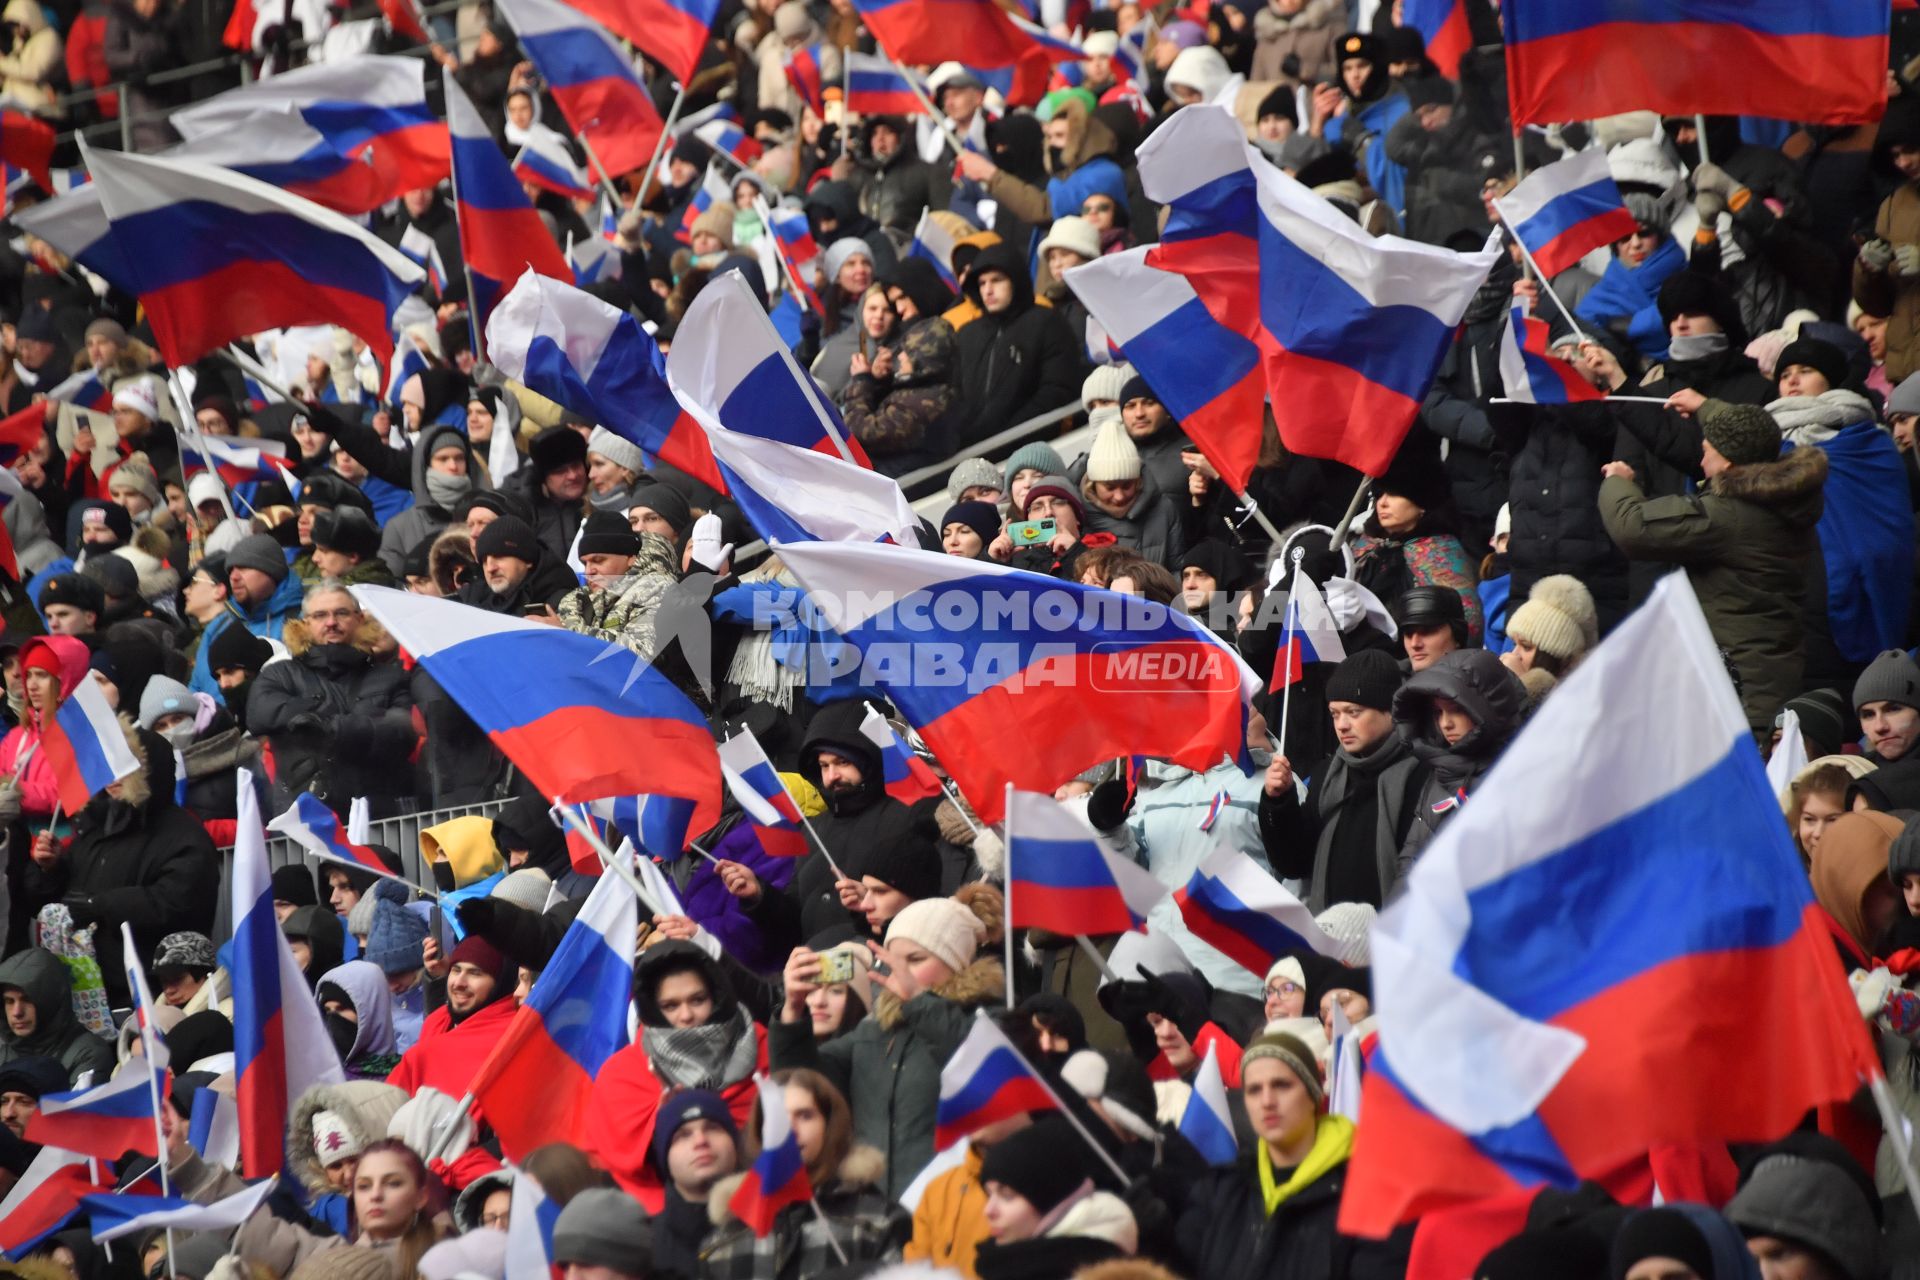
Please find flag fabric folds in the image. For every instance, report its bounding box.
[82,1180,276,1243]
[496,0,666,180]
[25,1069,160,1160]
[1270,565,1346,691]
[908,208,959,290]
[1173,844,1338,978]
[0,1148,94,1256]
[935,1012,1058,1149]
[1497,304,1605,406]
[729,1075,813,1236]
[718,731,811,857]
[1004,788,1165,935]
[0,110,53,195]
[1177,1043,1239,1165]
[180,434,294,488]
[514,136,597,202]
[1339,575,1882,1237]
[784,43,829,118]
[568,0,720,84]
[268,793,404,883]
[858,704,945,805]
[1402,0,1471,77]
[166,107,402,216]
[42,676,142,814]
[844,51,928,115]
[1492,149,1640,280]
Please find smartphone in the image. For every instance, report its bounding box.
[522,603,550,617]
[1007,518,1058,547]
[867,953,893,979]
[818,950,856,985]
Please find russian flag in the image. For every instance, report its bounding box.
[0,403,45,465]
[120,920,171,1073]
[858,703,946,806]
[445,68,571,363]
[1493,149,1640,281]
[1498,303,1605,406]
[43,369,112,412]
[1404,0,1472,78]
[377,0,431,40]
[25,1069,160,1161]
[486,271,723,491]
[1135,105,1500,481]
[776,544,1261,825]
[719,730,812,857]
[1177,1042,1239,1165]
[1113,16,1154,93]
[1338,574,1884,1237]
[731,1074,813,1235]
[936,1012,1059,1149]
[497,0,666,181]
[765,204,825,315]
[514,136,597,202]
[81,1179,275,1243]
[384,326,436,406]
[469,867,637,1158]
[42,675,142,814]
[908,208,958,290]
[1506,0,1888,129]
[569,234,623,286]
[182,434,294,488]
[785,43,828,119]
[589,794,699,861]
[1271,564,1346,691]
[569,0,719,84]
[170,56,450,205]
[268,793,401,883]
[231,773,346,1176]
[844,51,929,116]
[694,118,764,167]
[1173,844,1339,979]
[851,0,1072,69]
[187,1086,240,1169]
[665,270,873,468]
[0,1149,94,1256]
[11,184,133,288]
[1005,788,1166,936]
[351,585,725,825]
[677,162,734,242]
[0,109,53,196]
[85,148,425,377]
[506,1169,564,1278]
[167,107,399,217]
[398,224,450,296]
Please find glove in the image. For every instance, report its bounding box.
[60,893,97,926]
[1691,160,1735,197]
[454,896,495,937]
[389,1086,473,1163]
[1896,244,1920,278]
[0,781,23,830]
[1851,966,1899,1021]
[286,713,332,737]
[1860,238,1896,273]
[1321,577,1365,632]
[687,512,734,573]
[1693,190,1726,224]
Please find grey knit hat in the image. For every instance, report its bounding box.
[587,426,646,478]
[946,457,1003,504]
[552,1187,654,1270]
[138,675,197,730]
[1852,649,1920,713]
[1725,1155,1880,1280]
[1005,442,1068,483]
[226,533,290,584]
[1888,375,1920,419]
[1889,815,1920,886]
[1698,399,1781,467]
[1241,1031,1323,1104]
[489,867,553,913]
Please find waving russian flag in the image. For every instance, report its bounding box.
[231,774,345,1176]
[732,1074,813,1235]
[352,586,724,825]
[908,208,958,290]
[937,1012,1059,1148]
[44,369,112,413]
[764,203,825,315]
[497,0,666,180]
[569,0,719,84]
[1272,563,1346,691]
[569,234,623,286]
[85,149,424,375]
[170,56,449,203]
[1005,788,1166,935]
[0,1149,93,1256]
[0,110,52,196]
[1338,575,1882,1237]
[81,1180,275,1244]
[784,43,828,118]
[486,271,722,491]
[1136,105,1500,480]
[1404,0,1472,77]
[268,793,402,883]
[470,867,637,1158]
[844,51,929,116]
[0,403,45,465]
[514,136,596,202]
[720,730,811,857]
[859,703,946,806]
[1506,0,1888,128]
[1498,304,1605,406]
[506,1170,564,1277]
[852,0,1063,68]
[446,69,571,362]
[586,794,699,861]
[781,543,1260,824]
[694,117,763,167]
[166,107,399,216]
[1178,1042,1239,1165]
[1492,149,1640,281]
[677,162,734,242]
[42,675,142,815]
[11,185,132,288]
[182,434,294,488]
[25,1069,160,1161]
[701,414,916,548]
[1174,844,1338,978]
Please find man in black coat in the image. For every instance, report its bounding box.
[952,242,1082,448]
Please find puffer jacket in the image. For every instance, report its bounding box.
[320,413,484,578]
[0,948,114,1084]
[1081,478,1187,569]
[1490,399,1633,633]
[0,0,62,114]
[1249,0,1341,84]
[1600,441,1829,731]
[842,317,961,477]
[984,97,1128,225]
[286,1080,409,1197]
[244,617,416,809]
[557,531,681,656]
[701,1145,907,1279]
[951,243,1081,449]
[1390,649,1527,872]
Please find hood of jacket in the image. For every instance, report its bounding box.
[962,243,1038,325]
[287,1079,410,1196]
[635,939,738,1028]
[409,422,477,510]
[1392,649,1526,765]
[1708,443,1828,528]
[75,719,162,837]
[0,949,83,1056]
[1046,98,1118,175]
[799,700,886,816]
[2,0,46,33]
[316,959,396,1061]
[896,317,956,386]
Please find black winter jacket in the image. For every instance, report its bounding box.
[1490,399,1633,634]
[952,244,1082,448]
[1174,1150,1409,1280]
[245,629,416,810]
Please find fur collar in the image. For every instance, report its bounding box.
[1709,443,1829,506]
[707,1145,888,1226]
[874,957,1004,1030]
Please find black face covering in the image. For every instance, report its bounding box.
[324,1009,357,1061]
[222,677,255,730]
[1047,145,1066,170]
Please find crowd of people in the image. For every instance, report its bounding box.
[0,0,1914,1278]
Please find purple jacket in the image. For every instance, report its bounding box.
[682,823,801,975]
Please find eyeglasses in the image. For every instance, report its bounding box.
[305,608,360,622]
[1264,980,1302,999]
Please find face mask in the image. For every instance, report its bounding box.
[158,722,195,751]
[1047,145,1066,169]
[324,1009,357,1061]
[423,468,471,510]
[1666,332,1728,362]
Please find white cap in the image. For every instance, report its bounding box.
[1491,502,1511,545]
[111,381,159,422]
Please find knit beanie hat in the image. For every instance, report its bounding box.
[689,202,735,250]
[489,867,553,913]
[1059,1049,1157,1141]
[448,935,513,988]
[822,237,874,284]
[365,881,429,976]
[856,833,944,903]
[587,426,646,477]
[1022,475,1085,524]
[1038,215,1100,263]
[1241,1031,1324,1104]
[206,621,273,674]
[940,501,1001,547]
[79,501,134,547]
[627,482,691,535]
[979,1116,1093,1215]
[287,1248,395,1280]
[227,533,291,584]
[651,1088,739,1173]
[1084,417,1141,484]
[474,515,540,564]
[346,892,378,940]
[273,864,319,908]
[1080,364,1132,411]
[312,1109,363,1166]
[1780,687,1853,758]
[153,930,216,974]
[1889,814,1920,885]
[137,675,196,730]
[1507,575,1599,662]
[107,457,163,510]
[1323,649,1401,713]
[552,1187,654,1271]
[1698,399,1781,467]
[1852,649,1920,713]
[1775,337,1850,391]
[885,897,986,973]
[1313,903,1376,967]
[1725,1155,1880,1280]
[1890,375,1920,419]
[577,510,641,558]
[946,457,1003,504]
[1006,441,1069,481]
[1610,1209,1715,1280]
[112,381,159,421]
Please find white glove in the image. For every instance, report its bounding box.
[1321,576,1365,631]
[1851,966,1899,1022]
[1860,238,1896,273]
[387,1086,473,1163]
[688,512,734,573]
[1895,244,1920,278]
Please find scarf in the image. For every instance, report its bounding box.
[1766,389,1877,447]
[642,1005,757,1090]
[1574,237,1686,357]
[423,469,471,511]
[1256,1113,1354,1216]
[1666,333,1728,362]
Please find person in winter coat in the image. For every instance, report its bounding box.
[286,1080,410,1238]
[1853,96,1920,385]
[972,1117,1138,1280]
[235,1136,447,1276]
[701,1069,908,1278]
[965,95,1129,227]
[1251,0,1341,84]
[584,942,767,1210]
[1260,650,1427,912]
[1350,460,1483,643]
[774,896,1005,1199]
[322,412,480,579]
[1391,648,1526,870]
[384,934,517,1123]
[1071,374,1194,503]
[951,242,1081,449]
[457,514,577,616]
[316,960,400,1080]
[501,426,588,565]
[136,676,262,845]
[1174,1031,1404,1280]
[245,584,415,812]
[1311,33,1409,216]
[843,315,960,478]
[0,949,113,1084]
[21,719,216,1011]
[856,114,952,237]
[1385,79,1502,249]
[0,0,62,115]
[818,280,900,404]
[1499,574,1600,692]
[1601,399,1829,734]
[557,516,683,658]
[1079,417,1186,569]
[0,636,91,857]
[104,0,182,151]
[988,475,1098,580]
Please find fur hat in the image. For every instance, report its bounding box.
[1698,399,1781,467]
[1080,363,1132,411]
[1241,1030,1323,1103]
[1083,417,1141,484]
[1038,215,1100,263]
[40,571,104,617]
[1506,575,1600,662]
[946,457,1003,504]
[1853,649,1920,714]
[153,930,216,974]
[885,897,985,973]
[587,426,646,477]
[312,508,380,561]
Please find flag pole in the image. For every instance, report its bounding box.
[125,929,179,1278]
[984,1010,1131,1184]
[639,82,690,209]
[880,47,969,157]
[572,119,626,209]
[550,798,667,917]
[1276,548,1303,764]
[164,372,238,525]
[1003,783,1016,1011]
[439,74,490,361]
[1868,1072,1920,1223]
[806,1195,851,1265]
[1489,200,1587,340]
[1072,933,1118,981]
[1491,395,1671,405]
[1326,472,1374,556]
[1230,486,1286,547]
[1693,114,1710,167]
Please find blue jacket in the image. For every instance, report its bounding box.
[234,570,306,643]
[1798,422,1915,662]
[1329,93,1409,215]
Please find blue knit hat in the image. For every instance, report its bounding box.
[1005,442,1067,482]
[364,880,428,977]
[651,1088,738,1174]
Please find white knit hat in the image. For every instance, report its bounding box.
[885,898,985,973]
[1263,953,1308,991]
[1083,416,1141,483]
[587,426,645,478]
[1038,215,1100,263]
[1082,30,1118,56]
[1312,904,1376,968]
[1166,45,1231,101]
[1507,574,1600,662]
[112,381,159,421]
[187,472,227,510]
[1080,363,1132,411]
[311,1109,362,1166]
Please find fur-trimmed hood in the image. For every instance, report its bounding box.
[286,1080,410,1196]
[282,614,391,660]
[1709,443,1828,526]
[708,1145,887,1227]
[429,528,476,597]
[874,955,1005,1030]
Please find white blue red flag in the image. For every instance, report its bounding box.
[1005,788,1165,935]
[506,1169,564,1278]
[1173,844,1338,978]
[1271,563,1345,691]
[1497,304,1605,406]
[1177,1042,1239,1165]
[783,43,829,118]
[730,1074,813,1235]
[496,0,666,180]
[0,1148,94,1256]
[1492,149,1640,280]
[181,434,294,488]
[166,106,399,216]
[514,135,596,202]
[25,1068,160,1160]
[694,117,764,167]
[936,1012,1058,1148]
[42,675,142,814]
[568,0,719,83]
[719,730,811,857]
[908,207,958,290]
[120,920,170,1072]
[82,1179,275,1243]
[858,703,945,805]
[268,793,405,885]
[844,51,928,116]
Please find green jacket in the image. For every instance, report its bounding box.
[1599,444,1827,731]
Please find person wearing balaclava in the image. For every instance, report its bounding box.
[137,676,265,839]
[315,959,399,1079]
